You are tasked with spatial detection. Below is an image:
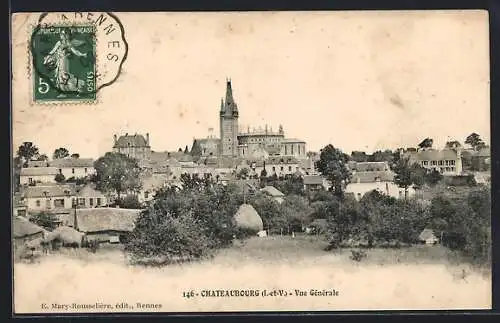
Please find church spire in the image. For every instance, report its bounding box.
[223,78,238,116]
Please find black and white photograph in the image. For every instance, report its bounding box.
[11,10,491,312]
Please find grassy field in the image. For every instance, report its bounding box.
[14,235,491,313]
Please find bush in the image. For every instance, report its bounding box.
[350,249,367,262]
[118,195,142,209]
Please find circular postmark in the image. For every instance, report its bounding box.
[30,12,128,102]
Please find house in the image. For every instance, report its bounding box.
[260,186,285,204]
[418,228,439,245]
[303,175,327,192]
[405,148,463,175]
[112,133,151,160]
[23,184,76,213]
[61,208,142,243]
[138,174,169,203]
[49,157,95,180]
[13,216,46,254]
[247,156,300,177]
[345,163,415,200]
[20,167,59,185]
[74,184,107,208]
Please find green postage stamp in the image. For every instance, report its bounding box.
[31,25,97,102]
[29,12,128,104]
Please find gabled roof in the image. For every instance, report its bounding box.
[303,175,324,185]
[351,170,394,183]
[68,208,142,233]
[261,186,285,197]
[113,134,149,148]
[407,149,459,161]
[13,217,45,238]
[24,184,76,198]
[49,158,94,168]
[20,167,59,176]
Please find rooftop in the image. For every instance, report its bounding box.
[66,208,142,233]
[351,170,395,183]
[20,167,59,176]
[303,175,324,185]
[113,133,149,148]
[24,184,76,198]
[49,158,94,168]
[13,217,45,238]
[261,186,285,197]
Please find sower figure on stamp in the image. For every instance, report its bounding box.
[43,29,87,97]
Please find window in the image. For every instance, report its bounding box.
[46,199,51,209]
[144,191,149,199]
[59,169,62,174]
[17,209,26,217]
[54,199,65,208]
[72,168,75,174]
[431,161,437,166]
[72,198,77,206]
[35,200,41,207]
[84,168,88,173]
[272,166,276,171]
[451,167,455,172]
[423,161,428,166]
[78,198,86,206]
[96,198,102,206]
[89,198,94,206]
[450,160,455,166]
[438,160,443,166]
[288,166,292,171]
[28,178,33,184]
[280,166,284,171]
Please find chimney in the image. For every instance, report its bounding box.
[146,133,150,146]
[113,134,117,144]
[125,132,128,136]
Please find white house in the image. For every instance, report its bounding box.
[20,167,59,185]
[405,148,463,175]
[49,157,95,179]
[23,184,76,213]
[345,162,415,201]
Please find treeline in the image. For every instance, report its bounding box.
[318,187,491,264]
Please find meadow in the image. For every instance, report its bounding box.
[13,235,491,313]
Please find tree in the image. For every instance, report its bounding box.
[393,158,414,199]
[178,148,183,152]
[16,142,40,165]
[445,140,462,149]
[465,133,487,151]
[93,152,142,199]
[350,151,369,162]
[184,145,189,154]
[369,150,394,163]
[418,138,433,149]
[30,212,59,230]
[71,153,80,159]
[53,147,69,160]
[280,195,312,233]
[54,173,66,183]
[36,154,49,161]
[316,145,351,197]
[118,195,142,209]
[236,168,250,180]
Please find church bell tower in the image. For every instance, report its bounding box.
[219,78,239,157]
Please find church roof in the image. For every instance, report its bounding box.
[113,134,149,148]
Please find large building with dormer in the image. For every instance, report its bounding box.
[191,79,307,161]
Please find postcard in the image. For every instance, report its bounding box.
[11,10,491,313]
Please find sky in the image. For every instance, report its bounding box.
[12,10,490,159]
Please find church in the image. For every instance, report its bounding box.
[191,79,307,161]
